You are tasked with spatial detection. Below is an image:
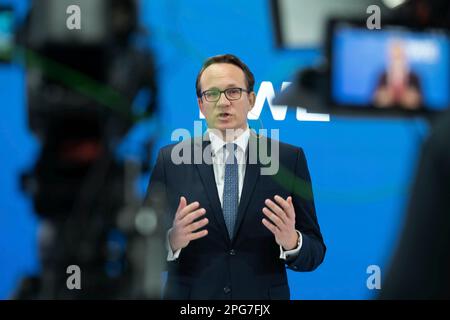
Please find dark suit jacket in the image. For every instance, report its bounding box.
[145,132,325,300]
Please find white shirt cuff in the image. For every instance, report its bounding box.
[279,230,302,260]
[166,229,181,261]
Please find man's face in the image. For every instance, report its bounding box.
[198,63,255,134]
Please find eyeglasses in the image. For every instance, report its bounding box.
[201,87,250,102]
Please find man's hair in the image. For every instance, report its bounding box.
[195,54,255,98]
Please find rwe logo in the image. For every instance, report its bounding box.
[199,81,330,122]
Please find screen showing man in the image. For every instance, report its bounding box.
[373,40,422,109]
[330,23,450,112]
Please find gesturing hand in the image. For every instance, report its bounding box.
[168,196,209,252]
[262,195,299,251]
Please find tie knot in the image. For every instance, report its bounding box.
[224,143,238,152]
[223,143,238,164]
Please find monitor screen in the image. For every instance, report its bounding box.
[0,7,14,62]
[330,22,450,112]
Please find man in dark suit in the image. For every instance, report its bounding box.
[145,54,325,299]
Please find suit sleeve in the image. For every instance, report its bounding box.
[286,148,326,272]
[145,149,166,206]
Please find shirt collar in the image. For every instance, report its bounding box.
[207,127,250,156]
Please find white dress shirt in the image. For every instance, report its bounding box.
[167,127,302,261]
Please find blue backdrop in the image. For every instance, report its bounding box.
[0,0,429,299]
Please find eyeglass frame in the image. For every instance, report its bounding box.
[200,87,251,102]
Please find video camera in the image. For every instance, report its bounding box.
[8,0,164,299]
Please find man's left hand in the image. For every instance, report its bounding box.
[262,195,299,250]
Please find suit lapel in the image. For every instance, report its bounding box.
[194,138,230,244]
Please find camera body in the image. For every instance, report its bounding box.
[14,0,161,299]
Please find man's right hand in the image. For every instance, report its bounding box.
[168,196,209,252]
